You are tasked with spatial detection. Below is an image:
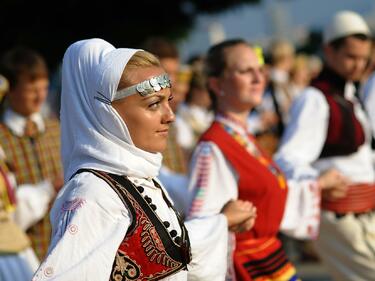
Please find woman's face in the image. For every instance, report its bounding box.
[217,44,265,111]
[112,66,174,153]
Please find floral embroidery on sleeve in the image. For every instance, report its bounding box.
[188,144,213,217]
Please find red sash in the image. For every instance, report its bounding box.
[322,184,375,214]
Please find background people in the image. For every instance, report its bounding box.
[0,74,40,281]
[275,10,375,281]
[178,69,213,154]
[187,39,303,281]
[250,39,296,156]
[0,47,63,260]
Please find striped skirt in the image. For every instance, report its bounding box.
[234,236,300,281]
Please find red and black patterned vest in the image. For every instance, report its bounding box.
[200,122,287,241]
[83,169,191,281]
[311,67,365,158]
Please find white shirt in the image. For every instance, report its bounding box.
[3,109,45,137]
[33,172,228,281]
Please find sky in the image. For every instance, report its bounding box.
[178,0,375,62]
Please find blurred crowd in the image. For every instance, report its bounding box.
[1,9,375,281]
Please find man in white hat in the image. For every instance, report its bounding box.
[274,10,374,281]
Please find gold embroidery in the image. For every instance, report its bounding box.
[112,252,141,281]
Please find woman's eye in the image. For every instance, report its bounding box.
[238,69,250,74]
[168,95,174,102]
[148,101,160,109]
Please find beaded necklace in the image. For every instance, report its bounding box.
[218,116,286,189]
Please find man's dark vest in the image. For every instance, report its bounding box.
[311,67,365,158]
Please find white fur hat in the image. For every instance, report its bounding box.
[323,10,371,44]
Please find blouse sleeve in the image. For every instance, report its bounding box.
[32,173,130,281]
[185,215,228,281]
[184,142,237,280]
[274,87,329,181]
[279,179,321,239]
[274,88,328,240]
[186,141,238,217]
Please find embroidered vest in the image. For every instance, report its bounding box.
[311,67,365,158]
[0,118,62,185]
[83,169,191,281]
[200,122,287,241]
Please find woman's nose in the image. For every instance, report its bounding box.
[253,69,265,85]
[163,103,175,123]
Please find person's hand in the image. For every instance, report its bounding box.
[221,200,257,232]
[318,169,350,200]
[229,211,257,233]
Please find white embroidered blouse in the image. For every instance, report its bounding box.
[32,172,229,281]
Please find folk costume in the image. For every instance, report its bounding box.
[188,114,319,281]
[0,108,62,260]
[33,39,229,281]
[275,66,375,281]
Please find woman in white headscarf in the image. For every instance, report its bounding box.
[32,38,256,281]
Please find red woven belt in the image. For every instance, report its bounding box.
[322,183,375,214]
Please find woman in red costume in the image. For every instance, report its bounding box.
[187,39,339,281]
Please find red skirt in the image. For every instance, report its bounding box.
[233,237,300,281]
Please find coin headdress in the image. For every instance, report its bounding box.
[114,73,171,101]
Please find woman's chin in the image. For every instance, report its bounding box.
[241,98,262,110]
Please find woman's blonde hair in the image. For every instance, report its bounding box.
[118,50,161,90]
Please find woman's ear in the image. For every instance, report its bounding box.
[207,77,221,98]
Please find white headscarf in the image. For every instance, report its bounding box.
[60,38,162,181]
